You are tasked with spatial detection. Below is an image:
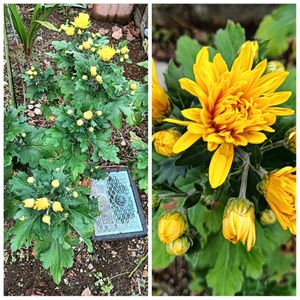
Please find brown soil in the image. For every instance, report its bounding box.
[4,4,148,296]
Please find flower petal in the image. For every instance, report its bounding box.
[181,108,202,122]
[163,118,191,126]
[173,132,201,154]
[241,131,267,144]
[209,143,234,188]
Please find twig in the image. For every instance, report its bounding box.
[261,140,284,152]
[110,271,130,280]
[128,254,148,278]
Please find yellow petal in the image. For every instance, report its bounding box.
[163,118,191,126]
[179,78,206,105]
[173,132,201,154]
[209,143,234,188]
[241,131,267,144]
[181,108,202,122]
[187,123,204,135]
[267,107,294,116]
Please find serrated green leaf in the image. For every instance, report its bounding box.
[215,20,245,68]
[255,4,296,57]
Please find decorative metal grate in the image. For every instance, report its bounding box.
[91,167,147,241]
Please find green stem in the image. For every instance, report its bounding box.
[261,140,284,153]
[128,254,148,278]
[238,152,250,199]
[4,20,16,107]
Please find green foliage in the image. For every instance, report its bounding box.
[5,4,58,56]
[215,20,245,68]
[129,132,148,192]
[255,4,296,57]
[9,159,99,284]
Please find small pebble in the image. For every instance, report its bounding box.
[34,108,42,115]
[88,263,93,270]
[35,103,41,108]
[27,104,34,109]
[27,112,35,117]
[121,140,127,147]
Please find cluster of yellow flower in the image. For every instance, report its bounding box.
[158,211,190,256]
[116,46,130,62]
[22,178,66,225]
[153,40,296,252]
[26,66,38,79]
[73,109,103,132]
[60,13,90,36]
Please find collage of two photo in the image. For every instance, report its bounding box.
[2,2,296,297]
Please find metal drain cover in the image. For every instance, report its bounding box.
[91,167,147,241]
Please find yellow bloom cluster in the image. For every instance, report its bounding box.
[157,211,190,256]
[71,13,90,29]
[164,41,294,188]
[98,46,116,62]
[26,66,38,79]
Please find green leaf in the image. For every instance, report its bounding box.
[35,237,73,284]
[255,4,296,57]
[175,35,201,79]
[215,20,245,68]
[240,246,264,279]
[35,20,59,32]
[206,238,243,295]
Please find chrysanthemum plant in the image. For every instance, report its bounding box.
[9,159,99,284]
[153,21,295,295]
[5,13,147,284]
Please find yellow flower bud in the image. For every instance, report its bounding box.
[67,109,74,115]
[23,198,35,208]
[96,110,103,116]
[95,75,103,84]
[222,198,256,251]
[30,66,35,71]
[120,46,128,54]
[130,83,137,90]
[27,177,35,184]
[34,197,50,210]
[158,211,186,244]
[77,119,84,126]
[83,110,93,120]
[91,47,96,52]
[21,132,27,138]
[284,127,296,154]
[52,201,64,213]
[72,191,79,198]
[152,190,160,211]
[265,61,285,74]
[49,115,56,122]
[120,57,124,63]
[166,235,190,256]
[88,127,94,133]
[78,45,83,51]
[65,26,75,36]
[42,214,51,225]
[60,24,66,31]
[152,129,182,157]
[29,76,33,79]
[27,70,33,75]
[66,186,72,191]
[116,49,121,54]
[258,167,296,235]
[261,209,276,225]
[90,66,97,77]
[77,29,82,35]
[124,54,129,60]
[33,71,38,76]
[82,40,91,50]
[130,91,135,96]
[82,75,88,80]
[51,179,60,188]
[19,216,26,221]
[96,32,101,37]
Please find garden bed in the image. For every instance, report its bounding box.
[4,4,148,296]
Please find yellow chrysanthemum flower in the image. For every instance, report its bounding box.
[152,129,181,157]
[34,197,50,210]
[98,46,116,62]
[52,201,64,213]
[259,167,296,234]
[164,41,294,188]
[222,197,256,251]
[71,13,90,29]
[82,40,91,50]
[152,60,171,124]
[65,26,75,36]
[157,211,186,244]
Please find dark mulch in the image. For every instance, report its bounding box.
[4,4,148,296]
